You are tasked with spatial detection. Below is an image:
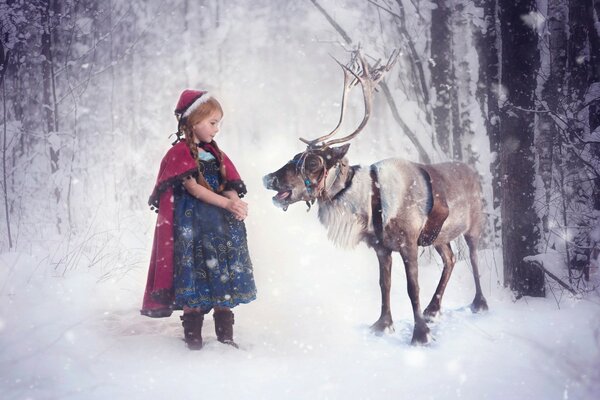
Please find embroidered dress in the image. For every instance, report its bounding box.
[172,151,256,309]
[141,141,248,317]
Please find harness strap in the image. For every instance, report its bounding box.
[314,164,329,196]
[416,165,449,247]
[370,166,384,244]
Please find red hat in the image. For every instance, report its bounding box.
[174,89,211,119]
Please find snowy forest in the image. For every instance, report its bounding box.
[1,0,600,399]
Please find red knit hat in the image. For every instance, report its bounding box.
[174,89,211,120]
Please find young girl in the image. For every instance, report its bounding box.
[141,89,257,350]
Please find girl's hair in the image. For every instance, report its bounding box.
[180,97,227,192]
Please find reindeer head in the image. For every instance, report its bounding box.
[263,49,398,211]
[263,144,350,211]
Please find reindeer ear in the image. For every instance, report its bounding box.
[330,143,350,160]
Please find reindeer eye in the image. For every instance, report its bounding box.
[305,155,322,171]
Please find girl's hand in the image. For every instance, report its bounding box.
[225,198,248,221]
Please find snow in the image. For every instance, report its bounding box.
[2,206,600,399]
[525,249,565,278]
[2,1,600,398]
[584,82,600,101]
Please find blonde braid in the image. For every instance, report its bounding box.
[182,126,212,191]
[207,140,227,193]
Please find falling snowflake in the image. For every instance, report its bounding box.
[520,11,546,32]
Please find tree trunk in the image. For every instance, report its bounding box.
[41,0,56,139]
[453,0,476,165]
[567,0,590,105]
[449,39,462,161]
[1,43,12,249]
[589,1,600,218]
[430,0,453,157]
[562,0,596,281]
[499,0,544,297]
[41,0,63,233]
[590,0,600,134]
[474,0,501,245]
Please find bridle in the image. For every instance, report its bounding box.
[292,149,344,211]
[292,150,329,210]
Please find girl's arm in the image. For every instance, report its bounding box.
[222,190,240,200]
[183,178,248,220]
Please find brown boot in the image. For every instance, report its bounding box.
[180,312,204,350]
[213,309,238,348]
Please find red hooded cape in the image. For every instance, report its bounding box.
[141,140,245,317]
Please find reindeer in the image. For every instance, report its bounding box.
[263,51,488,345]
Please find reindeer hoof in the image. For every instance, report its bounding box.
[470,296,489,313]
[423,305,441,322]
[410,322,431,345]
[370,317,394,334]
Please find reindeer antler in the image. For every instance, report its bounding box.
[299,55,357,147]
[300,49,399,149]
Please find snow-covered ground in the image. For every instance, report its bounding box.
[1,178,599,400]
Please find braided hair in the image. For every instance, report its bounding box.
[178,97,227,192]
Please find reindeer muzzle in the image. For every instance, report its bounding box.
[263,173,291,211]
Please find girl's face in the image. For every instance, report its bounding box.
[191,110,222,144]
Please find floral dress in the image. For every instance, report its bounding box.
[172,152,257,310]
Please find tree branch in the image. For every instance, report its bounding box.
[309,0,352,45]
[528,260,577,295]
[309,0,431,162]
[380,81,431,162]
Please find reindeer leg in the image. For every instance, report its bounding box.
[399,244,430,345]
[465,235,488,313]
[424,243,456,321]
[370,246,394,334]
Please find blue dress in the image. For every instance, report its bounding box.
[172,152,257,310]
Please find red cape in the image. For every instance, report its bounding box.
[141,140,245,317]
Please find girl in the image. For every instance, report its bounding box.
[141,89,257,350]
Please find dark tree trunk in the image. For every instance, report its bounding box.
[474,0,501,243]
[430,0,453,156]
[41,0,55,139]
[588,1,600,111]
[567,0,590,105]
[499,0,545,297]
[589,0,600,201]
[41,0,59,176]
[581,0,600,280]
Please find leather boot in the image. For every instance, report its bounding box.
[213,309,238,348]
[180,312,204,350]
